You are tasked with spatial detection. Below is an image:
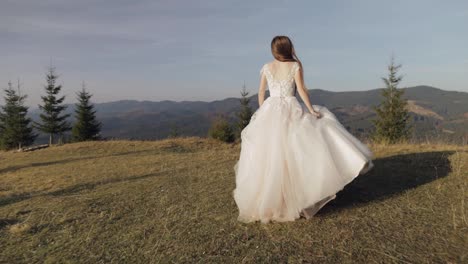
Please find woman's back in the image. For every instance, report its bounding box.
[266,60,297,80]
[261,61,300,97]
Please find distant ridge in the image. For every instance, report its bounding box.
[28,86,468,144]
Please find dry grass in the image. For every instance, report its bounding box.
[0,137,467,263]
[8,223,32,234]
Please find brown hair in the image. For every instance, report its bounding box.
[270,35,304,76]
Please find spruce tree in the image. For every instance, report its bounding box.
[0,80,37,150]
[0,103,3,149]
[236,83,253,139]
[72,82,102,142]
[208,115,235,143]
[0,123,2,150]
[168,123,180,138]
[35,66,71,145]
[371,56,412,144]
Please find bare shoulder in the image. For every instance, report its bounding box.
[260,61,269,68]
[262,61,274,71]
[294,61,302,78]
[295,61,301,70]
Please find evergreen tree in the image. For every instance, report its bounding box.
[168,123,181,138]
[0,80,37,150]
[0,105,3,148]
[72,82,102,142]
[208,115,235,143]
[35,66,71,145]
[236,83,253,139]
[371,56,412,144]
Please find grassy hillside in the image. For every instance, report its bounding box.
[0,138,467,263]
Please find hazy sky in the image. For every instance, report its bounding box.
[1,0,467,107]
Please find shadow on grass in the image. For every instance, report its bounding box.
[0,149,165,175]
[48,171,166,196]
[0,171,166,207]
[0,219,18,230]
[318,150,454,215]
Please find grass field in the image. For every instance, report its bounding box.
[0,138,467,263]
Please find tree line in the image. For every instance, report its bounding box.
[1,56,412,149]
[0,66,101,151]
[208,56,412,145]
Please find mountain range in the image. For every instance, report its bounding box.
[29,85,468,144]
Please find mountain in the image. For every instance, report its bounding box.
[29,85,468,144]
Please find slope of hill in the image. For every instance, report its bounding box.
[29,86,468,143]
[0,138,467,262]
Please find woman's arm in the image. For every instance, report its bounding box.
[258,71,267,107]
[294,66,321,118]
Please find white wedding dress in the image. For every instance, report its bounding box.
[233,61,374,223]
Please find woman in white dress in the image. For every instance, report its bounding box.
[233,35,374,224]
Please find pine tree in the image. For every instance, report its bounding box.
[0,103,3,148]
[236,83,253,139]
[0,80,37,150]
[35,66,71,145]
[0,125,2,150]
[208,115,235,143]
[371,56,412,144]
[72,82,102,142]
[168,123,180,138]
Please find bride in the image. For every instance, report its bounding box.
[233,35,374,223]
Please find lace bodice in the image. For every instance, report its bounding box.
[260,61,300,97]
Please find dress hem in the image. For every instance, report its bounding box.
[299,158,374,219]
[234,158,374,224]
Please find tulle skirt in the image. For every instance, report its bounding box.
[233,96,374,223]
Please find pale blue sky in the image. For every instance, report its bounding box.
[1,0,467,106]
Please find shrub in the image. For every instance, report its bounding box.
[208,116,235,143]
